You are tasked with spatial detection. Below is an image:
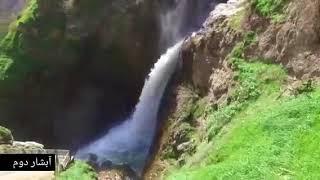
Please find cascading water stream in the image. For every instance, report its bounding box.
[75,41,183,174]
[75,0,216,175]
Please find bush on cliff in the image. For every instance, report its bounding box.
[57,160,98,180]
[251,0,289,22]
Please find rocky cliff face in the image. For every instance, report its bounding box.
[1,0,320,178]
[0,0,161,149]
[248,0,320,79]
[180,0,320,106]
[146,0,320,179]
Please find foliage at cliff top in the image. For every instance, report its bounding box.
[0,0,63,85]
[0,0,38,82]
[251,0,289,22]
[0,0,38,52]
[167,84,320,179]
[57,160,98,180]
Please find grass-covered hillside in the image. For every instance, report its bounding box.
[168,87,320,179]
[167,66,320,179]
[166,36,320,179]
[161,0,320,177]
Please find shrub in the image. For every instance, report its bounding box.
[251,0,289,22]
[57,161,98,180]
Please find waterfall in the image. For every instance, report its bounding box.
[75,41,183,173]
[75,0,215,175]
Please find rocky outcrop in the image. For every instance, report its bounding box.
[98,166,140,180]
[148,0,320,178]
[0,141,45,154]
[0,126,45,153]
[64,0,160,85]
[181,0,243,99]
[0,0,161,149]
[145,2,246,179]
[246,0,320,80]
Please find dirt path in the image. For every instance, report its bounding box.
[0,171,54,180]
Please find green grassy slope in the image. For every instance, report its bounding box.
[168,85,320,179]
[166,34,320,179]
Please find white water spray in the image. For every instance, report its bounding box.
[75,0,216,174]
[75,41,183,173]
[160,0,188,46]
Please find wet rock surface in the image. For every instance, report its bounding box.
[145,0,320,178]
[98,167,140,180]
[181,0,242,98]
[0,0,161,150]
[83,153,141,180]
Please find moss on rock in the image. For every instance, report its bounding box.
[0,126,13,144]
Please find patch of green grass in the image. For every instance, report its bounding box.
[180,58,287,168]
[228,8,247,32]
[164,26,320,179]
[165,28,320,179]
[167,87,320,180]
[251,0,289,22]
[203,31,286,141]
[57,161,98,180]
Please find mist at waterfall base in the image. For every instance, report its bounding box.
[75,0,217,175]
[75,41,183,173]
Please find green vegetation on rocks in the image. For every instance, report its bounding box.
[1,0,38,52]
[167,85,320,179]
[0,0,40,84]
[57,160,98,180]
[165,26,320,178]
[0,126,13,144]
[251,0,289,22]
[0,0,68,91]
